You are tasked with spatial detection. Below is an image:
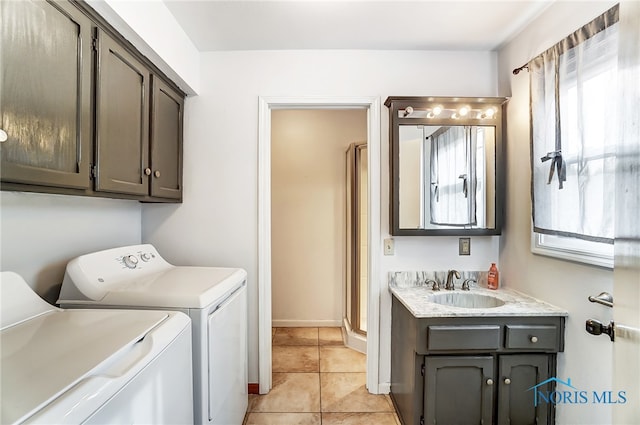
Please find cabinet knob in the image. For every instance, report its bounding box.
[504,378,511,385]
[0,129,7,142]
[154,170,161,178]
[486,379,494,386]
[144,168,151,176]
[530,336,538,343]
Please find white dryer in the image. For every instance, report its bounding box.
[1,271,193,424]
[57,244,248,425]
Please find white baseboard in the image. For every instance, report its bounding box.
[272,319,342,327]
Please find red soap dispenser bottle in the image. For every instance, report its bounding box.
[488,263,499,290]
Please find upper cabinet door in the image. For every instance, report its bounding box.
[150,76,183,200]
[0,0,92,188]
[94,28,150,196]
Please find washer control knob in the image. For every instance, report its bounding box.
[141,253,152,262]
[123,255,139,269]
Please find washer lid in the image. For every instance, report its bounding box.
[1,308,170,424]
[66,267,247,309]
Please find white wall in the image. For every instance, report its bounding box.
[497,2,617,424]
[0,192,141,303]
[270,109,367,327]
[87,0,200,95]
[141,49,501,385]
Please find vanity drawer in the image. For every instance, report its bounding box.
[427,325,501,351]
[505,325,559,351]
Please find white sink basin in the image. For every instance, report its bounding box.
[428,292,505,309]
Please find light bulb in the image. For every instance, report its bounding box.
[403,106,414,117]
[459,106,470,117]
[432,105,443,116]
[484,108,495,118]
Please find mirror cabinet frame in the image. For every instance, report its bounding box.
[385,96,508,236]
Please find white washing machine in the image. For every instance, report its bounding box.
[1,271,193,424]
[57,244,248,425]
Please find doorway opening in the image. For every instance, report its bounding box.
[258,97,381,394]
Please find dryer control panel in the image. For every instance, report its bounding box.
[58,244,173,301]
[119,249,158,269]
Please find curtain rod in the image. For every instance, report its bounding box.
[512,64,529,75]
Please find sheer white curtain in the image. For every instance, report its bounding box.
[530,5,618,243]
[429,126,477,226]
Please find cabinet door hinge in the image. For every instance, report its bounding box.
[90,164,97,179]
[420,416,425,425]
[92,37,98,51]
[421,363,425,377]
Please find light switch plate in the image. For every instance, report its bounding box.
[459,238,471,255]
[384,238,395,256]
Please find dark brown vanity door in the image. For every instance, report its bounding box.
[0,0,92,188]
[498,354,551,425]
[150,76,183,200]
[94,28,150,196]
[424,356,494,425]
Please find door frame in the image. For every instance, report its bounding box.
[257,96,381,394]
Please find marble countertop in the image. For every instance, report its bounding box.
[389,272,568,318]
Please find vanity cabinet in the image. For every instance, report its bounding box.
[0,0,92,189]
[1,0,184,202]
[391,296,564,425]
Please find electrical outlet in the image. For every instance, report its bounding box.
[384,238,395,256]
[459,238,471,255]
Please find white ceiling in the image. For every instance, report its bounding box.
[163,0,553,52]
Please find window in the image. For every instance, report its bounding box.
[529,5,618,267]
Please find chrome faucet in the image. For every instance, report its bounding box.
[445,270,460,290]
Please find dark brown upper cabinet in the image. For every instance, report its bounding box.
[0,0,92,189]
[150,77,183,200]
[385,96,507,236]
[94,28,151,197]
[0,0,185,202]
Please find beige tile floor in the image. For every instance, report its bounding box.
[244,327,400,425]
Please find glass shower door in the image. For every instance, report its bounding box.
[346,142,367,336]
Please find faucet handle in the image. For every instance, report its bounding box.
[426,279,440,291]
[461,278,476,291]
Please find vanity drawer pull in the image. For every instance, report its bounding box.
[504,378,511,385]
[486,379,494,386]
[505,325,558,350]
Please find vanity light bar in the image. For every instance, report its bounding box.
[399,106,497,120]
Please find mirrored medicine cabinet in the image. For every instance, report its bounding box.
[385,96,508,236]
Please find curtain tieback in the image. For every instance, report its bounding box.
[431,182,439,202]
[458,174,468,198]
[541,151,567,189]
